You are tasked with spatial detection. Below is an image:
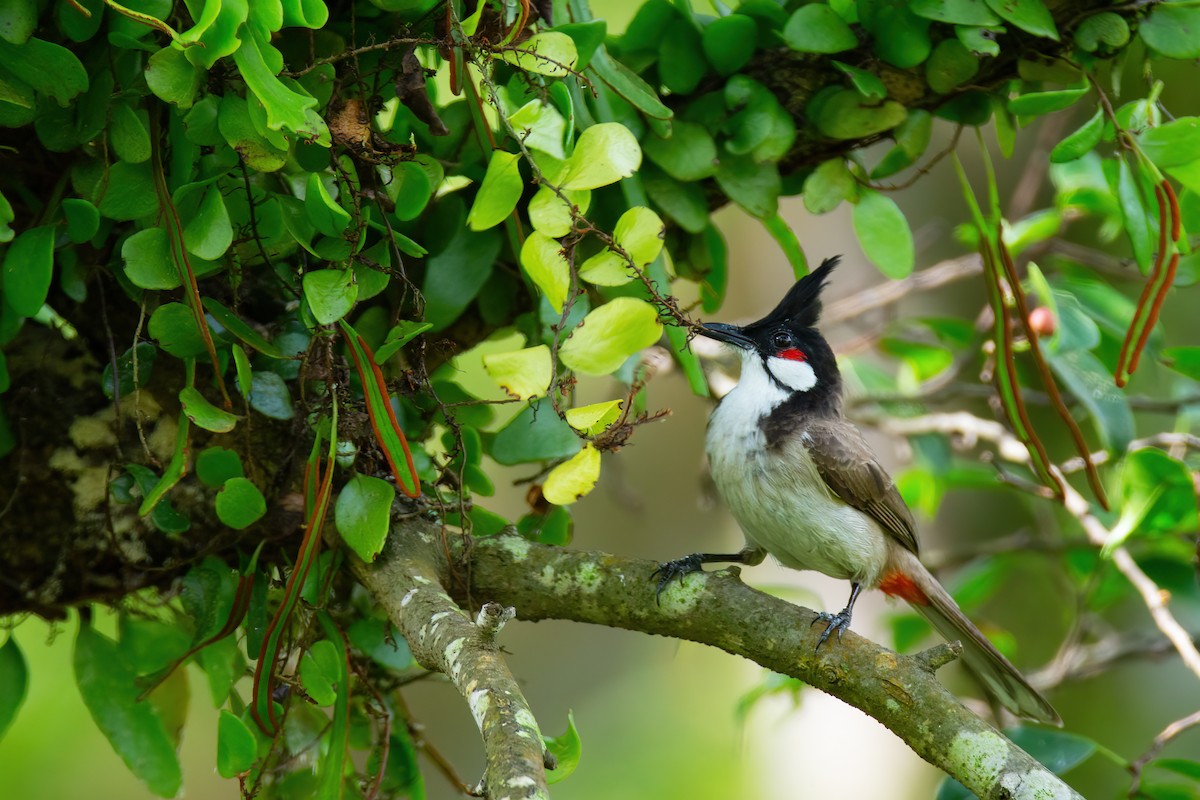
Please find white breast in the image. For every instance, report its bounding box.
[704,357,889,584]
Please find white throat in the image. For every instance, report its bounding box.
[715,351,816,420]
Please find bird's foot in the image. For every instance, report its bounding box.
[651,554,705,604]
[812,607,853,650]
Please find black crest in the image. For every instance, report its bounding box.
[751,256,840,332]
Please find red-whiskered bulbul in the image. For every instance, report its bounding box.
[655,256,1060,725]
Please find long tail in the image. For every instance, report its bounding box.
[886,550,1061,725]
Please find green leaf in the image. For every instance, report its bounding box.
[925,39,979,94]
[556,21,607,70]
[1116,157,1153,272]
[833,61,887,102]
[580,207,664,286]
[714,150,780,219]
[248,370,294,420]
[853,190,914,278]
[1138,117,1200,169]
[196,446,244,488]
[75,623,182,798]
[658,20,706,95]
[421,224,501,331]
[335,473,396,563]
[498,32,578,77]
[490,401,581,465]
[304,172,350,238]
[1111,449,1199,545]
[122,227,179,290]
[1073,12,1129,53]
[1008,86,1088,116]
[231,345,252,401]
[804,158,857,215]
[910,0,1000,25]
[110,103,151,164]
[0,635,28,740]
[862,6,931,68]
[982,0,1058,39]
[62,198,100,244]
[782,5,857,53]
[148,302,207,358]
[642,165,708,233]
[2,224,54,316]
[559,297,663,375]
[0,190,14,243]
[216,710,257,779]
[347,618,414,671]
[1006,727,1096,775]
[179,386,237,433]
[202,297,284,358]
[1140,5,1200,59]
[643,121,717,182]
[0,37,88,105]
[374,321,434,363]
[544,710,582,784]
[232,27,326,141]
[1048,348,1132,451]
[588,49,673,121]
[871,110,933,179]
[702,15,757,76]
[1050,108,1104,163]
[298,639,342,707]
[482,345,553,400]
[1163,346,1200,381]
[178,182,233,260]
[0,0,36,44]
[520,231,571,312]
[467,150,523,231]
[215,477,267,529]
[146,46,203,109]
[98,160,159,220]
[218,94,288,172]
[102,342,156,400]
[542,445,601,505]
[556,122,642,190]
[811,89,907,140]
[303,268,358,326]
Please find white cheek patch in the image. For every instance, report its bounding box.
[766,357,817,392]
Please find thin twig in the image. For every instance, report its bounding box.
[1128,708,1200,795]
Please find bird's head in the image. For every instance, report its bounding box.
[698,257,842,403]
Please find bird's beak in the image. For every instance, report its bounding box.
[698,322,754,350]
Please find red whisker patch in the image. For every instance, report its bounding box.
[778,348,807,361]
[879,571,929,605]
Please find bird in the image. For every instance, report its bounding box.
[654,256,1060,725]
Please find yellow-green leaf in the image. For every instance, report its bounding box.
[483,345,553,400]
[467,150,523,231]
[498,32,578,77]
[556,123,642,190]
[542,445,601,505]
[519,231,571,312]
[559,297,662,375]
[565,400,623,435]
[529,186,590,237]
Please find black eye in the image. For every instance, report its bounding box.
[772,331,792,349]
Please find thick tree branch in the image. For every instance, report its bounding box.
[347,526,551,800]
[442,534,1082,800]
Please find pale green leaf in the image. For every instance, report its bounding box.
[853,190,914,278]
[520,231,571,312]
[559,297,662,375]
[556,123,642,190]
[498,32,578,77]
[483,345,553,400]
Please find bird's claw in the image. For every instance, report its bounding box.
[812,608,853,650]
[651,554,705,604]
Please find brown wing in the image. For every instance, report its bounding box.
[801,419,920,555]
